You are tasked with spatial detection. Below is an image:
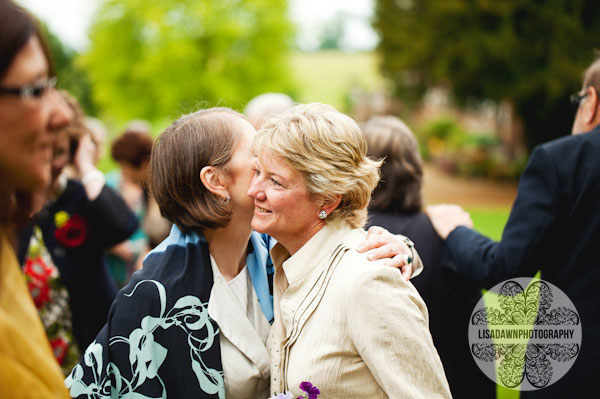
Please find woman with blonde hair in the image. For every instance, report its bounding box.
[66,107,417,399]
[249,103,451,398]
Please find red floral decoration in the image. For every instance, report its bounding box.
[23,256,53,283]
[50,337,69,365]
[27,279,51,309]
[54,214,87,248]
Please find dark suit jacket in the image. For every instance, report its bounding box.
[367,211,495,399]
[444,126,600,398]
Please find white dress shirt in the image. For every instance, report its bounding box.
[208,256,272,399]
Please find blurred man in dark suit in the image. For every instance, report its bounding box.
[427,57,600,398]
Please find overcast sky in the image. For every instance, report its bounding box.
[16,0,378,52]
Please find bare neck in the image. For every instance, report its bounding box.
[203,215,252,282]
[276,220,325,256]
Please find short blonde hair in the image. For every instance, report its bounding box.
[254,103,381,228]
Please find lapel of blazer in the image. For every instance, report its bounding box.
[207,258,271,379]
[278,243,348,390]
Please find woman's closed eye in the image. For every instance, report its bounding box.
[270,177,283,187]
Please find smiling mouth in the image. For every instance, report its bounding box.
[255,207,271,213]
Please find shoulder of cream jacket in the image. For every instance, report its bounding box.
[270,226,451,399]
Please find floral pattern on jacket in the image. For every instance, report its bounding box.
[23,226,80,375]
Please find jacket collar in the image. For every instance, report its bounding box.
[271,223,352,286]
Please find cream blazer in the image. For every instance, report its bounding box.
[208,257,271,399]
[269,225,452,399]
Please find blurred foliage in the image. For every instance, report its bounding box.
[41,24,97,116]
[418,116,527,179]
[81,0,294,125]
[319,14,345,50]
[290,51,384,112]
[374,0,600,151]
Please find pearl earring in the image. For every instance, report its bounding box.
[318,210,327,219]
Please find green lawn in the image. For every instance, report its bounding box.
[464,206,521,399]
[289,50,384,112]
[466,206,511,241]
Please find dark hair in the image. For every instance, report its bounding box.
[0,0,54,80]
[149,108,246,234]
[57,90,90,162]
[363,116,423,214]
[111,130,154,168]
[0,0,53,240]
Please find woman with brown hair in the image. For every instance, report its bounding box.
[106,126,171,286]
[66,107,417,399]
[0,0,72,396]
[363,116,493,398]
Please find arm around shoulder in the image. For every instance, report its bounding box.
[443,145,560,287]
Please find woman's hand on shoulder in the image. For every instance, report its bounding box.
[356,226,416,281]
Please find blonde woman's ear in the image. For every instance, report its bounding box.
[321,194,342,216]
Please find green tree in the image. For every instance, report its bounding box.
[82,0,293,125]
[319,14,346,50]
[41,25,96,116]
[374,0,600,150]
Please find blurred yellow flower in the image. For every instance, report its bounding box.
[54,211,70,228]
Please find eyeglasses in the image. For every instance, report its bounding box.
[0,76,57,100]
[570,92,588,107]
[570,87,598,108]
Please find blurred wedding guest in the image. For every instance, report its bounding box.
[85,117,107,164]
[63,116,107,180]
[0,0,72,396]
[244,92,294,129]
[106,126,170,286]
[427,56,600,399]
[17,91,138,374]
[363,116,495,399]
[249,103,450,398]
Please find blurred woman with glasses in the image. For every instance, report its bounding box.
[0,0,72,397]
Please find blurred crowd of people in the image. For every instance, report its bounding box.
[2,1,600,398]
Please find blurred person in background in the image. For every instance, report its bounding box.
[427,56,600,398]
[244,92,294,129]
[0,0,72,396]
[16,91,138,375]
[363,115,495,399]
[85,117,107,165]
[106,125,170,286]
[63,116,107,180]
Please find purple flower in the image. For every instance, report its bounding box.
[299,382,320,399]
